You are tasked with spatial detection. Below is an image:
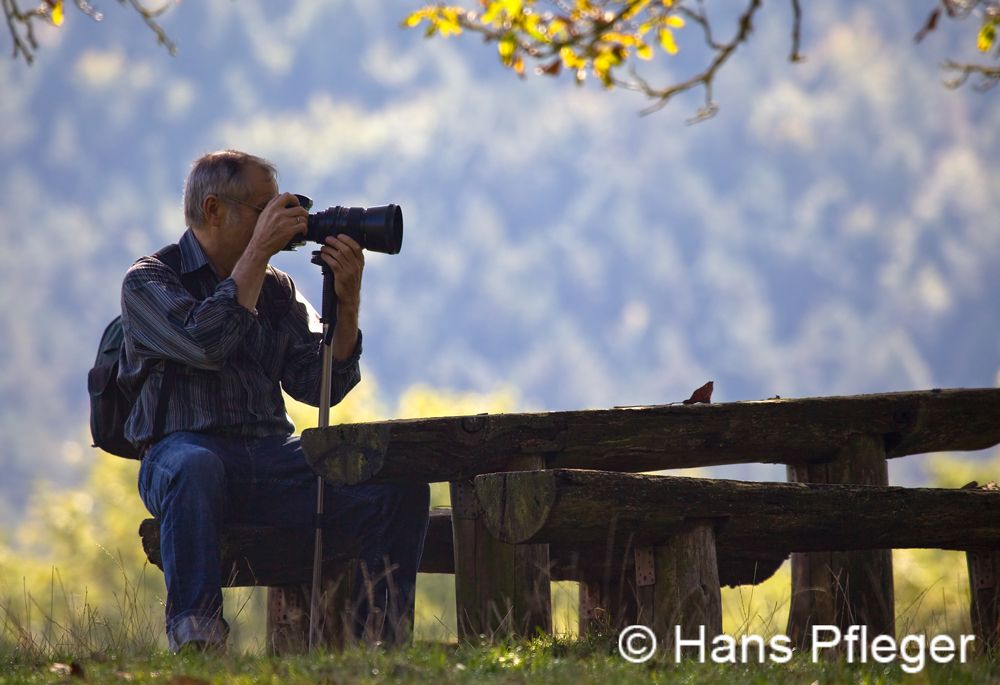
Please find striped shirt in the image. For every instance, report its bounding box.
[119,228,361,446]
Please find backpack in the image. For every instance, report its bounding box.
[88,244,195,459]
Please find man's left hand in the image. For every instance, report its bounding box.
[319,234,364,311]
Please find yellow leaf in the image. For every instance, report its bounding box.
[51,0,64,26]
[622,0,651,21]
[560,46,585,69]
[665,15,684,28]
[503,0,523,14]
[482,1,504,24]
[659,28,678,54]
[498,37,516,64]
[404,12,425,28]
[439,16,462,36]
[600,32,636,46]
[979,23,995,53]
[637,42,653,60]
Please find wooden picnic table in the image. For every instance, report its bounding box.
[289,388,1000,648]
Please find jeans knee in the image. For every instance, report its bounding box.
[158,446,226,499]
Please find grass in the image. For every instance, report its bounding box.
[1,561,997,685]
[2,633,1000,684]
[1,449,994,682]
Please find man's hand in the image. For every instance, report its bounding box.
[319,234,364,360]
[230,192,309,313]
[319,234,364,308]
[246,192,310,259]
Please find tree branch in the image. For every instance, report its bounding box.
[789,0,804,62]
[4,0,175,65]
[3,0,44,64]
[942,58,1000,89]
[620,0,763,121]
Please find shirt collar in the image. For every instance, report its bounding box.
[178,228,214,276]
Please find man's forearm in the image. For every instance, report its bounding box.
[329,302,359,360]
[230,245,270,312]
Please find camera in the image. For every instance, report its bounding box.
[283,194,403,255]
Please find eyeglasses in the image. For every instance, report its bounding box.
[222,196,266,213]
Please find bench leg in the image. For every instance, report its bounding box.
[451,479,551,639]
[634,518,722,652]
[575,518,639,636]
[576,519,722,648]
[265,559,355,654]
[786,434,895,649]
[968,549,1000,653]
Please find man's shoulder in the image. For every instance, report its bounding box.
[122,252,181,291]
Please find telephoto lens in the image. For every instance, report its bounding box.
[284,194,403,255]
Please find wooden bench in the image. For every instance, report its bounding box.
[138,510,452,652]
[474,469,1000,648]
[139,507,787,650]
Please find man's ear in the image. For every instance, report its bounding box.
[203,194,225,228]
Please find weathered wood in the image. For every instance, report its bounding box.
[301,423,391,487]
[137,518,360,587]
[139,510,784,591]
[450,455,551,639]
[552,541,786,590]
[965,482,1000,653]
[967,549,1000,652]
[266,562,354,654]
[786,435,894,650]
[139,513,450,584]
[635,520,723,651]
[302,389,1000,485]
[472,469,1000,552]
[567,525,787,636]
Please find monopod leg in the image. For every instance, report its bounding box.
[309,255,337,652]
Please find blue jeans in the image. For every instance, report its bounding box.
[138,431,430,652]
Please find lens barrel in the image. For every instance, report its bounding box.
[283,196,403,255]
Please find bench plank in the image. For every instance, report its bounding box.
[473,468,1000,553]
[138,518,361,588]
[302,389,1000,485]
[139,509,786,589]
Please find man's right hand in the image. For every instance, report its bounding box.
[247,192,310,259]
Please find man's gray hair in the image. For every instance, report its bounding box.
[183,150,277,228]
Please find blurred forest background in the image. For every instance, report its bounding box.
[2,0,1000,649]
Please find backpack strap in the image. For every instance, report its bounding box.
[260,266,294,330]
[153,244,202,298]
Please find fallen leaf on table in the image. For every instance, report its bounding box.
[682,381,714,405]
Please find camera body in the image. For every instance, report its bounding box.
[283,194,403,255]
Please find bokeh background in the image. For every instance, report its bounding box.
[1,0,999,650]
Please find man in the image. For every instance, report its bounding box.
[119,150,429,653]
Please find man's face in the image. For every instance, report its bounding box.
[228,163,279,248]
